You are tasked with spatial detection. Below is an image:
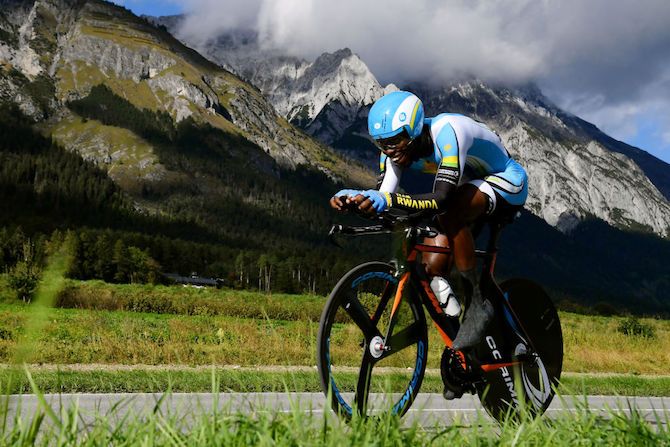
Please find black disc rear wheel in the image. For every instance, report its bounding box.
[477,278,563,421]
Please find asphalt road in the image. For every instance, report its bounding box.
[3,393,669,428]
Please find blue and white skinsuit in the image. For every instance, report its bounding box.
[377,114,528,214]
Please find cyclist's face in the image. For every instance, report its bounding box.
[378,134,413,167]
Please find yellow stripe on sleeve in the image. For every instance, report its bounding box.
[441,155,459,168]
[383,192,392,207]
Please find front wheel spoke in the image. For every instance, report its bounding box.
[379,322,421,361]
[355,353,374,415]
[343,291,381,339]
[370,283,394,325]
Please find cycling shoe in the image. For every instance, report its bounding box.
[452,299,494,351]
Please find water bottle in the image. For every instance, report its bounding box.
[430,276,461,317]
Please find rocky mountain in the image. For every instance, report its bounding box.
[0,0,371,185]
[149,19,394,152]
[155,19,670,238]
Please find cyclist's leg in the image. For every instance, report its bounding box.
[482,159,529,210]
[438,184,489,272]
[423,184,489,277]
[449,162,529,350]
[440,184,495,351]
[422,184,487,300]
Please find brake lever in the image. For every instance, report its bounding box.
[328,224,343,248]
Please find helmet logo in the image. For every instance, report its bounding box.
[374,123,382,130]
[399,112,407,122]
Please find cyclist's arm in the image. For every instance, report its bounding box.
[377,155,402,193]
[385,124,461,212]
[351,164,457,214]
[377,154,402,193]
[385,166,457,212]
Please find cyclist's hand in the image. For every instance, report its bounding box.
[353,190,390,215]
[351,190,390,215]
[330,189,361,211]
[348,194,373,215]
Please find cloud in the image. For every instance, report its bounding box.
[544,64,670,156]
[172,0,670,158]
[569,97,641,141]
[253,0,550,85]
[177,0,263,48]
[175,1,670,85]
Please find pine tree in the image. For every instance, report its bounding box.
[112,239,130,283]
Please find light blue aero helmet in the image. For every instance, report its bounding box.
[367,91,425,141]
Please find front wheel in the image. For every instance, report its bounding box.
[316,262,428,419]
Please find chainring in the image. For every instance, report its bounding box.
[440,348,475,397]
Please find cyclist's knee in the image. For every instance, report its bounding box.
[422,235,451,277]
[440,189,488,236]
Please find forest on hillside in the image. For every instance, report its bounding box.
[1,87,669,316]
[0,101,380,297]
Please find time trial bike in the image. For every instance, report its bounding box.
[316,210,563,421]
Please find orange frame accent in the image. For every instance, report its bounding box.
[480,361,519,372]
[489,252,498,275]
[419,279,467,366]
[389,259,472,369]
[415,244,451,254]
[390,272,410,317]
[433,322,453,347]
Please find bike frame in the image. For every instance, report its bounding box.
[383,218,537,375]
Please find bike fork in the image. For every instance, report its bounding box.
[379,272,410,353]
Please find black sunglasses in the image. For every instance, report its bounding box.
[377,130,410,151]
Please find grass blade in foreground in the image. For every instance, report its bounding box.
[1,389,669,446]
[2,368,670,396]
[10,247,69,365]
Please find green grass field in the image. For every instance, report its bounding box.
[55,279,326,322]
[1,298,669,373]
[1,277,669,395]
[2,271,670,445]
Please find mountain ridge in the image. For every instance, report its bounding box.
[156,19,669,237]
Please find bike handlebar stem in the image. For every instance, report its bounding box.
[329,211,437,237]
[329,211,502,276]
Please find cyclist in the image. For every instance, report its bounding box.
[330,90,528,352]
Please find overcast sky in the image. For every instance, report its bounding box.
[115,0,670,163]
